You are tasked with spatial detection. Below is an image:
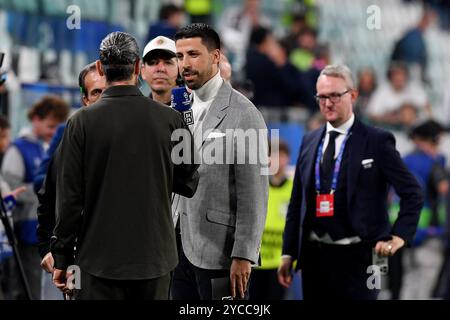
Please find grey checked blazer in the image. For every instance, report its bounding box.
[174,81,269,270]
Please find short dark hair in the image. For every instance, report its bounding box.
[78,62,97,98]
[409,120,444,144]
[249,27,270,47]
[159,4,183,20]
[0,115,10,130]
[27,95,70,122]
[174,23,220,51]
[99,32,140,82]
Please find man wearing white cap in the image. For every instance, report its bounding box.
[141,36,180,105]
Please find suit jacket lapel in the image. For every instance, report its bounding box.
[302,126,325,194]
[199,81,231,147]
[347,119,368,203]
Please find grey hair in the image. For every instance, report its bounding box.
[319,64,355,89]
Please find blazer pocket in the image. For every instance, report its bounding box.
[206,209,236,227]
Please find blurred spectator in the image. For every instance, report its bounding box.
[289,27,317,72]
[295,44,329,114]
[145,4,185,44]
[232,79,255,101]
[407,0,450,29]
[245,27,300,108]
[219,54,232,82]
[307,111,326,132]
[250,140,292,300]
[185,0,213,24]
[354,68,377,118]
[312,43,331,71]
[389,120,448,299]
[391,5,437,82]
[1,96,69,299]
[441,181,450,299]
[443,85,450,129]
[218,0,271,73]
[0,83,7,116]
[0,177,12,299]
[431,0,450,30]
[0,116,12,299]
[0,115,11,166]
[284,26,327,114]
[406,120,448,232]
[389,120,449,300]
[281,13,308,56]
[367,62,431,128]
[398,102,420,128]
[0,183,27,300]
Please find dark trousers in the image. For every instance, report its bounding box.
[73,269,171,300]
[249,269,285,300]
[171,229,249,300]
[388,248,404,300]
[301,240,379,300]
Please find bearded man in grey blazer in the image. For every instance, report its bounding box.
[171,23,269,300]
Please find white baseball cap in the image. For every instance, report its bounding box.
[142,36,176,59]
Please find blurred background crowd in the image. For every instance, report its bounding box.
[1,0,450,300]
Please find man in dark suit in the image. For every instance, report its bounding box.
[278,64,424,300]
[51,32,199,300]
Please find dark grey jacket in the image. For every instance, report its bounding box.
[52,85,199,280]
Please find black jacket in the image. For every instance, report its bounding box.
[51,85,199,280]
[36,151,58,258]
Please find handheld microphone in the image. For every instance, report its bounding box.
[171,86,194,126]
[0,52,6,85]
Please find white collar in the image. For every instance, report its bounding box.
[326,113,355,135]
[193,71,223,103]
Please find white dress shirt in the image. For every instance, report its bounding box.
[322,113,355,161]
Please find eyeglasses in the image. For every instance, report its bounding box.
[315,89,351,105]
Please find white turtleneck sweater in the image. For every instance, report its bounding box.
[191,71,223,136]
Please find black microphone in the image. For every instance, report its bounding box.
[0,52,6,85]
[171,86,194,126]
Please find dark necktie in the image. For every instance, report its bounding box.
[321,131,340,192]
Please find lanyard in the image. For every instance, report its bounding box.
[315,130,352,194]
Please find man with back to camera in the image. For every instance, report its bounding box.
[278,64,424,300]
[35,62,106,300]
[51,31,199,299]
[171,23,269,300]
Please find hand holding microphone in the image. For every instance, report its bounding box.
[171,86,194,126]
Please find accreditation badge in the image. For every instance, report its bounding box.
[316,194,334,217]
